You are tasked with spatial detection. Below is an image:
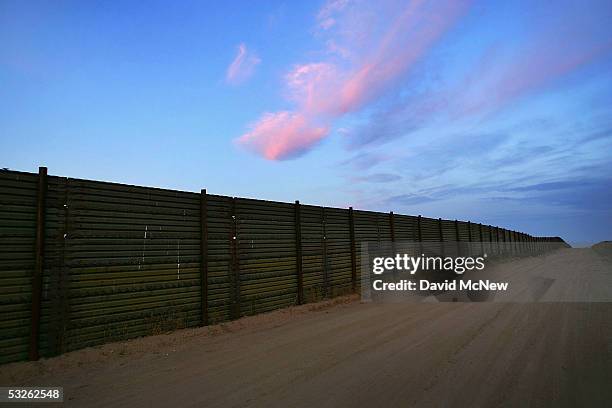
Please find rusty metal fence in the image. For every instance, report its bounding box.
[0,167,565,364]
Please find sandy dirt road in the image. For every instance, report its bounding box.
[2,248,612,407]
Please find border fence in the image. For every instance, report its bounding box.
[0,167,565,364]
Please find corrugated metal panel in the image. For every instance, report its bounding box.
[457,221,471,242]
[236,198,297,316]
[420,217,440,242]
[324,207,352,297]
[300,204,325,302]
[206,194,232,324]
[61,178,202,351]
[0,171,37,364]
[40,175,68,357]
[441,219,457,242]
[394,214,417,241]
[0,169,561,364]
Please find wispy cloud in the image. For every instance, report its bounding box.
[386,193,438,206]
[346,2,612,149]
[338,152,392,171]
[236,0,470,160]
[353,173,402,183]
[317,0,349,30]
[226,43,261,85]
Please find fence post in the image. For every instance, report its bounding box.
[200,189,208,326]
[454,219,460,256]
[438,218,444,257]
[417,215,422,242]
[349,207,357,293]
[295,201,304,304]
[479,223,484,255]
[495,227,500,256]
[389,211,395,242]
[467,221,472,256]
[230,197,240,319]
[29,166,47,361]
[417,215,423,255]
[321,207,329,298]
[525,234,529,253]
[389,211,398,279]
[467,221,472,242]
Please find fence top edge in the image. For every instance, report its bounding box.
[3,168,560,241]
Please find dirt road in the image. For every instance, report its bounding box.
[2,248,611,407]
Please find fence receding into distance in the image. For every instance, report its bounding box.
[0,167,565,364]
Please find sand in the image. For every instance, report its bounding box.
[1,247,611,407]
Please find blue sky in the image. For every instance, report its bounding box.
[1,0,611,245]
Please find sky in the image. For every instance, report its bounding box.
[1,0,611,246]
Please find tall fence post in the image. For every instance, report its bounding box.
[454,219,460,256]
[200,189,208,326]
[417,215,423,242]
[479,223,485,255]
[29,166,47,361]
[467,221,473,256]
[295,201,304,304]
[349,207,357,293]
[417,215,423,255]
[389,211,397,279]
[438,218,444,256]
[495,226,500,256]
[321,207,329,298]
[230,197,240,319]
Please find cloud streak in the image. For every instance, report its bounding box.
[347,2,612,148]
[236,0,470,160]
[226,43,261,85]
[353,173,402,183]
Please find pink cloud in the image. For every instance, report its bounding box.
[338,0,470,113]
[458,41,612,116]
[346,24,612,149]
[226,43,261,85]
[237,0,470,160]
[236,112,329,160]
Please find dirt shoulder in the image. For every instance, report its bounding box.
[1,249,611,407]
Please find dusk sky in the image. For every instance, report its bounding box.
[1,0,611,245]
